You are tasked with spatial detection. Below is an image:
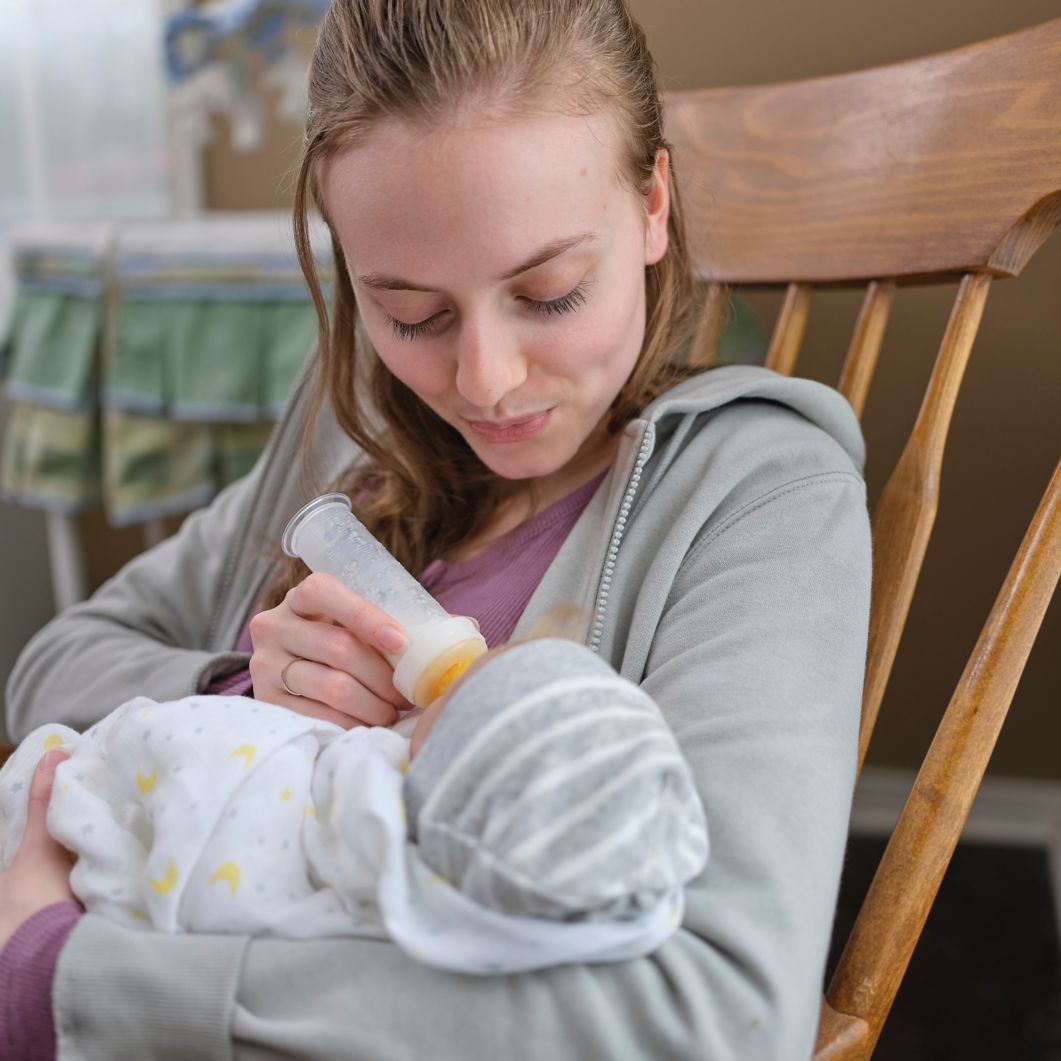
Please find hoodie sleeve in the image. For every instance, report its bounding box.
[4,464,262,743]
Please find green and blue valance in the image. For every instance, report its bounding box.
[0,214,331,526]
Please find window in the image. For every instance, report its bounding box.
[0,0,172,316]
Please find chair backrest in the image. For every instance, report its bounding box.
[663,18,1061,1058]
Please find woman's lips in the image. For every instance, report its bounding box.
[463,409,552,443]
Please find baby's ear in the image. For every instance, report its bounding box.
[523,603,590,644]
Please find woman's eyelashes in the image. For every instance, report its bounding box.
[387,280,592,341]
[524,279,591,316]
[390,315,444,341]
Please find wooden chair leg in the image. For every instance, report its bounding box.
[814,1000,871,1060]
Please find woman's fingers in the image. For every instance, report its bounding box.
[265,688,370,730]
[248,572,417,725]
[280,618,405,706]
[285,573,409,656]
[249,646,402,727]
[249,612,409,723]
[272,659,400,728]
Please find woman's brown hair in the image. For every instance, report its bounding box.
[266,0,702,605]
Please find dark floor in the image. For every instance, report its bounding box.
[828,838,1061,1060]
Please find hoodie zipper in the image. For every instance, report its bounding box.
[588,421,655,652]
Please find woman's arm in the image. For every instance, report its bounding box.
[4,469,264,741]
[46,469,870,1061]
[0,904,80,1061]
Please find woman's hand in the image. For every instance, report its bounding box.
[0,750,79,951]
[248,572,411,728]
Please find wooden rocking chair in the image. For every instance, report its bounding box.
[663,17,1061,1058]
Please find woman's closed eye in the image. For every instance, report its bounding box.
[522,279,592,317]
[390,314,446,341]
[387,279,593,341]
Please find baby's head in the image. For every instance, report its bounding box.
[402,638,708,920]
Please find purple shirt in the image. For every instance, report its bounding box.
[0,471,603,1058]
[422,471,605,648]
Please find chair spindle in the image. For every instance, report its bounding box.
[837,281,896,419]
[764,282,812,375]
[859,271,992,769]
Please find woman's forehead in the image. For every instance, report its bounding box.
[319,110,633,277]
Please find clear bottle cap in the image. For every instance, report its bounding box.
[281,492,353,559]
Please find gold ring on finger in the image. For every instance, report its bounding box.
[280,657,304,698]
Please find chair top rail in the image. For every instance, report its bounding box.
[665,18,1061,286]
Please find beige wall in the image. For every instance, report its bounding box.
[5,6,1056,774]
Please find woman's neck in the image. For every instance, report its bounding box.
[446,429,619,563]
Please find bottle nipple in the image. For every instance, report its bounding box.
[427,656,476,703]
[409,636,488,708]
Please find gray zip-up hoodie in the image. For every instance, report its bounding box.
[7,363,871,1061]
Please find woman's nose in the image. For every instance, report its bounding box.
[454,317,527,409]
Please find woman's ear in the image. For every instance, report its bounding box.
[643,148,671,266]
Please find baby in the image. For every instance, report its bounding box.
[0,639,707,973]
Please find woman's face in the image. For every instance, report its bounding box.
[320,108,670,486]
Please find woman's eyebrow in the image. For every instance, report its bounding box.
[497,232,597,281]
[356,232,597,292]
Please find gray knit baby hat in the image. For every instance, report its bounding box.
[404,639,708,921]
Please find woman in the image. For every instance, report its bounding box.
[1,1,871,1057]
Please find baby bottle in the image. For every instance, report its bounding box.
[281,493,487,708]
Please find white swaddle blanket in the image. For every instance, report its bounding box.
[0,694,682,973]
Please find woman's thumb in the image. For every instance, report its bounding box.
[24,748,69,836]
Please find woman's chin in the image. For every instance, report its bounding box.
[477,453,559,482]
[466,438,566,482]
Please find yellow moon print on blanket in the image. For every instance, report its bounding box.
[150,858,179,895]
[209,861,241,897]
[135,768,158,795]
[229,744,256,768]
